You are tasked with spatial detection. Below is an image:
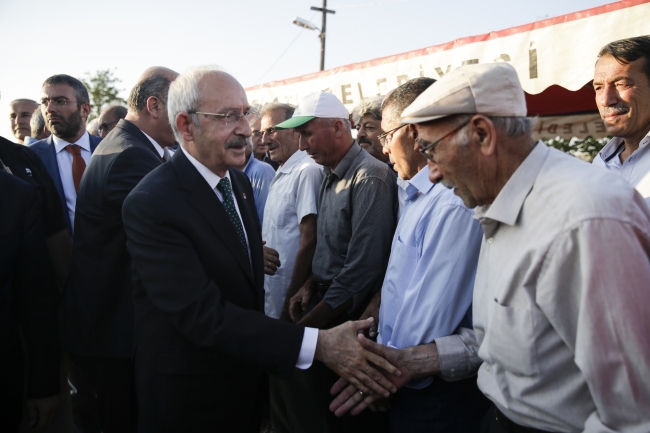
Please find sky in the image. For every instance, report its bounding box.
[0,0,615,140]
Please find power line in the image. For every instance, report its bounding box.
[255,14,319,85]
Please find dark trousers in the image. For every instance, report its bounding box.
[0,333,24,433]
[271,360,389,433]
[480,404,555,433]
[68,353,136,433]
[389,375,490,433]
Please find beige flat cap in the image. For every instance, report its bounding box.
[401,62,527,124]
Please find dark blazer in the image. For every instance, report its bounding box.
[64,120,163,358]
[0,173,60,405]
[122,149,304,433]
[29,132,102,234]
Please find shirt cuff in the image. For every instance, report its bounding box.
[295,327,318,369]
[435,335,473,381]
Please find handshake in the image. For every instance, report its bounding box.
[315,318,441,417]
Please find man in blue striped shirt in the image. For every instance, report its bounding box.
[334,78,490,432]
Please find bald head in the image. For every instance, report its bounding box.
[127,67,179,114]
[98,104,128,137]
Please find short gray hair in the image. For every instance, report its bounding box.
[30,107,46,137]
[128,74,172,113]
[321,117,352,133]
[447,114,534,144]
[167,65,226,142]
[260,102,295,123]
[351,97,382,125]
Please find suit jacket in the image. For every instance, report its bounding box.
[122,149,304,432]
[0,172,60,400]
[64,120,163,358]
[29,133,102,234]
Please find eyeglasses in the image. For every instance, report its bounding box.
[40,97,77,108]
[378,123,408,148]
[252,126,279,138]
[418,120,471,162]
[190,110,251,126]
[98,120,118,133]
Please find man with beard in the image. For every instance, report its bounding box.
[64,67,178,433]
[30,75,102,235]
[9,99,39,144]
[592,36,650,204]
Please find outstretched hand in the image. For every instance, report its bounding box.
[315,318,401,399]
[329,334,413,416]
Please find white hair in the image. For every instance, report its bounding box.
[167,65,227,143]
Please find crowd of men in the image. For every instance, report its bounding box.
[1,34,649,433]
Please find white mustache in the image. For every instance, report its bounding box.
[602,105,630,115]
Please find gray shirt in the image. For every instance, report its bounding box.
[473,141,650,432]
[313,142,397,313]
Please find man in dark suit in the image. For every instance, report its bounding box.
[122,67,401,433]
[0,172,60,432]
[29,74,102,236]
[64,67,178,433]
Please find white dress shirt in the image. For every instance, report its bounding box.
[473,142,650,432]
[52,131,92,233]
[262,150,323,319]
[141,130,165,158]
[180,146,318,369]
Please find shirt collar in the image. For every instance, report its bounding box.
[278,150,308,174]
[330,141,361,179]
[180,145,230,190]
[409,166,435,195]
[475,141,548,226]
[141,130,164,158]
[53,131,91,154]
[599,130,650,163]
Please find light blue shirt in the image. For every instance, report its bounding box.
[378,167,483,388]
[243,155,276,225]
[592,131,650,205]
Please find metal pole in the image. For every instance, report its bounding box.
[320,0,327,71]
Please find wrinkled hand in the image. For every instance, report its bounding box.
[263,241,281,276]
[358,292,381,340]
[316,319,401,399]
[289,280,314,322]
[26,395,58,430]
[329,335,413,416]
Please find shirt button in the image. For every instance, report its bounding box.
[450,368,455,373]
[485,365,491,372]
[487,237,494,244]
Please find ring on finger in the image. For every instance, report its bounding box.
[359,391,364,397]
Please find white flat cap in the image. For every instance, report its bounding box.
[401,63,527,124]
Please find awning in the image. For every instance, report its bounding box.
[246,0,650,138]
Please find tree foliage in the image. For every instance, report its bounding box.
[542,136,609,162]
[80,69,126,120]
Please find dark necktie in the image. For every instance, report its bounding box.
[216,177,248,258]
[65,144,86,192]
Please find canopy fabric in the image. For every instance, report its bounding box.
[246,0,649,118]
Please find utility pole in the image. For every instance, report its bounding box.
[310,0,335,71]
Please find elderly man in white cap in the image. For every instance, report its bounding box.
[331,62,650,433]
[274,91,396,432]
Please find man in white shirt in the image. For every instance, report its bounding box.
[259,102,325,432]
[334,62,650,433]
[592,36,650,204]
[30,75,103,235]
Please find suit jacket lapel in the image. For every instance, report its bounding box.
[40,136,72,233]
[173,151,255,284]
[119,120,164,161]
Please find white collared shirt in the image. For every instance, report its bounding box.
[52,131,92,233]
[180,145,318,370]
[262,150,323,319]
[141,130,165,159]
